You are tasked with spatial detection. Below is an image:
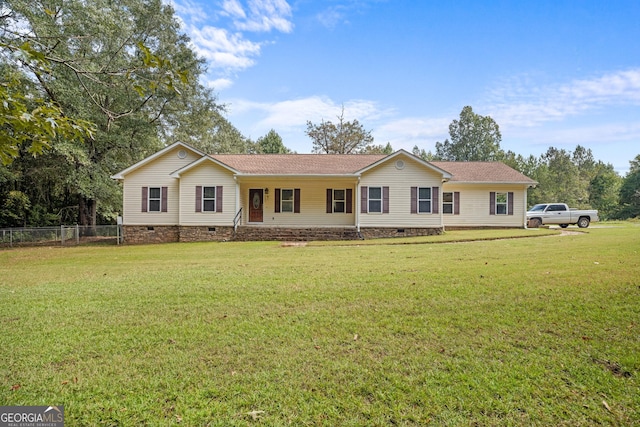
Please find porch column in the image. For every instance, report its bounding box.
[234,176,240,225]
[523,185,529,229]
[355,177,361,231]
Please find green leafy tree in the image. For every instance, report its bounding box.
[256,129,291,154]
[412,145,435,161]
[0,65,94,165]
[361,142,393,155]
[588,162,621,219]
[306,107,374,154]
[0,190,31,227]
[0,0,242,226]
[435,106,504,161]
[618,155,640,218]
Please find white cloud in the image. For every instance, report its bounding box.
[374,117,450,151]
[486,69,640,129]
[187,26,261,69]
[222,0,293,33]
[171,0,294,89]
[221,0,246,19]
[206,77,235,90]
[316,6,349,29]
[230,96,386,129]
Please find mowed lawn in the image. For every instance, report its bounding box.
[1,226,639,426]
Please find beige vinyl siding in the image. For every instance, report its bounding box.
[442,184,528,227]
[178,162,237,226]
[359,154,442,227]
[237,177,357,227]
[122,147,200,225]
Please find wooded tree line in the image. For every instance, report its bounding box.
[412,106,640,220]
[1,2,638,227]
[0,0,290,228]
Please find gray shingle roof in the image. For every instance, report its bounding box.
[211,154,387,174]
[207,153,536,184]
[430,161,537,184]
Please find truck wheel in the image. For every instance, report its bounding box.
[529,218,541,228]
[560,224,569,228]
[577,217,590,228]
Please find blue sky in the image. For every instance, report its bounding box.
[171,0,640,174]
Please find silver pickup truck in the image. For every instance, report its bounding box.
[527,203,599,228]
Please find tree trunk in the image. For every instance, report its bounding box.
[78,196,97,234]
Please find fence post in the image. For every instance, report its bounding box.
[10,229,12,248]
[61,225,65,246]
[76,224,80,245]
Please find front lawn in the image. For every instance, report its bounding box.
[1,226,638,425]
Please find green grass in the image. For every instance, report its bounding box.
[1,226,639,426]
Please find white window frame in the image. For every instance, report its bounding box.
[418,187,432,214]
[333,189,346,213]
[148,187,161,212]
[443,192,453,214]
[368,187,382,213]
[281,188,294,213]
[496,192,508,215]
[202,186,216,212]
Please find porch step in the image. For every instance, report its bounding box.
[233,227,361,242]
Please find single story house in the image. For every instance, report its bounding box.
[111,142,537,243]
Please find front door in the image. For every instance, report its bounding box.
[249,189,263,222]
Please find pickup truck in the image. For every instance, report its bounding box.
[527,203,599,228]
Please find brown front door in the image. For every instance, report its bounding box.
[248,189,263,222]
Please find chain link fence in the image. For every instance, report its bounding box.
[0,225,122,248]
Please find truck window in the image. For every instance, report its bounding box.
[549,204,567,211]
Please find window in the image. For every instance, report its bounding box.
[368,187,382,213]
[202,186,216,212]
[281,189,294,213]
[333,189,345,213]
[443,192,453,214]
[148,187,161,212]
[418,187,431,213]
[142,186,167,213]
[548,204,567,212]
[496,192,508,215]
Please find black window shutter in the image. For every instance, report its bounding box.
[294,188,301,213]
[216,186,223,213]
[141,187,148,212]
[361,186,368,213]
[195,186,202,212]
[432,186,439,214]
[383,186,389,214]
[508,192,514,215]
[454,192,460,215]
[410,187,417,214]
[346,189,353,214]
[326,189,332,213]
[275,188,281,213]
[161,187,168,212]
[490,192,496,215]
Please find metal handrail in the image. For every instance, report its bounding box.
[233,207,243,232]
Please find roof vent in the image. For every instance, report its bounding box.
[395,160,405,170]
[177,149,187,159]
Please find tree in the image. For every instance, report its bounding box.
[412,145,435,161]
[256,129,291,154]
[0,0,244,227]
[435,106,504,161]
[0,64,94,165]
[618,154,640,218]
[361,142,393,155]
[306,107,374,154]
[589,162,621,219]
